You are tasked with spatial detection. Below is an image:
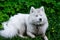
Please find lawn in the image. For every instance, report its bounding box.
[0,0,60,40]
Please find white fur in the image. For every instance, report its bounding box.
[0,6,48,40]
[0,14,29,38]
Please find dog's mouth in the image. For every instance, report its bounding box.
[37,21,42,23]
[32,21,43,25]
[32,23,44,26]
[31,20,44,26]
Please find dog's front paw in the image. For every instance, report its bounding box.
[27,32,35,38]
[44,36,48,40]
[31,35,35,38]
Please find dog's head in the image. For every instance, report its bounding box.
[29,6,47,25]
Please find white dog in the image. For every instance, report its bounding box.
[0,6,48,40]
[26,6,48,40]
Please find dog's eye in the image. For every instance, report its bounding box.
[36,15,38,17]
[40,15,42,16]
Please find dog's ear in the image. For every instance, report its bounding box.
[40,6,45,12]
[30,6,35,14]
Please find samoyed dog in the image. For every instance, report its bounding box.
[0,6,48,40]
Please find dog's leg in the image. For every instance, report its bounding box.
[41,34,48,40]
[18,29,27,38]
[27,32,35,38]
[18,34,27,38]
[18,32,27,38]
[39,23,48,40]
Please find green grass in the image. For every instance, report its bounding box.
[0,0,60,40]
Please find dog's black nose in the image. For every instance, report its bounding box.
[39,18,42,21]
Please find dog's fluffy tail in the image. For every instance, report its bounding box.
[0,22,18,38]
